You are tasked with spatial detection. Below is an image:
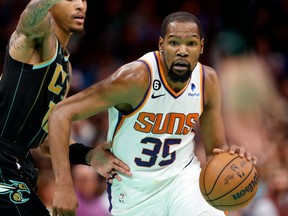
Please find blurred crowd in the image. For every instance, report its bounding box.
[1,0,288,215]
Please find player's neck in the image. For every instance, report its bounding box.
[54,26,72,49]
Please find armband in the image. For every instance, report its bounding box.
[69,143,93,165]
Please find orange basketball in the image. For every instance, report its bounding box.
[199,152,259,211]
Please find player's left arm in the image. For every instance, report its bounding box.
[199,66,228,161]
[200,66,256,163]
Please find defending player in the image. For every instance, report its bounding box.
[0,1,130,215]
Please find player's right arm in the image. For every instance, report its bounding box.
[48,61,149,215]
[9,0,61,64]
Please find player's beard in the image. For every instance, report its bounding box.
[162,51,193,82]
[167,61,192,83]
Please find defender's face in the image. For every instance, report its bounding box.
[159,21,204,82]
[51,0,87,34]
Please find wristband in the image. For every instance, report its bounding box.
[69,143,93,165]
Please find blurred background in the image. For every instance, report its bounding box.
[1,0,288,215]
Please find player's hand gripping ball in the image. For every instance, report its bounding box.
[199,152,259,211]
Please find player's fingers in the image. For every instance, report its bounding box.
[228,145,237,154]
[102,141,112,149]
[53,207,77,216]
[229,145,245,156]
[113,159,131,173]
[245,151,252,161]
[66,210,76,216]
[91,159,114,178]
[63,210,76,216]
[55,210,61,216]
[52,208,57,216]
[251,156,258,165]
[58,210,64,216]
[238,146,246,157]
[114,158,130,170]
[213,148,224,154]
[106,170,119,183]
[114,173,122,181]
[106,177,113,184]
[113,164,132,177]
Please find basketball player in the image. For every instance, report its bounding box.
[0,0,130,215]
[48,11,256,216]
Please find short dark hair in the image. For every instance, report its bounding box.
[161,11,204,39]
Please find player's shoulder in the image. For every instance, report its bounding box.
[202,64,219,83]
[202,64,217,76]
[117,60,150,81]
[108,60,150,109]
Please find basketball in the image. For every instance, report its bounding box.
[199,152,259,211]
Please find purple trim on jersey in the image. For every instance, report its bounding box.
[107,182,113,213]
[153,51,158,66]
[201,64,205,110]
[109,111,122,143]
[184,156,194,168]
[134,59,152,110]
[120,59,151,115]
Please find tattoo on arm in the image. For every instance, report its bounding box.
[19,0,60,33]
[9,32,23,50]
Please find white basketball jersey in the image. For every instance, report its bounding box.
[108,51,204,186]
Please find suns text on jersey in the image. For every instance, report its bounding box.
[134,112,199,135]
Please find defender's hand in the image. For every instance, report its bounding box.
[52,184,78,216]
[87,142,132,183]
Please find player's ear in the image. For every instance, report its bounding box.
[200,38,204,54]
[159,36,164,53]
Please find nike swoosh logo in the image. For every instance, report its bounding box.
[151,93,166,99]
